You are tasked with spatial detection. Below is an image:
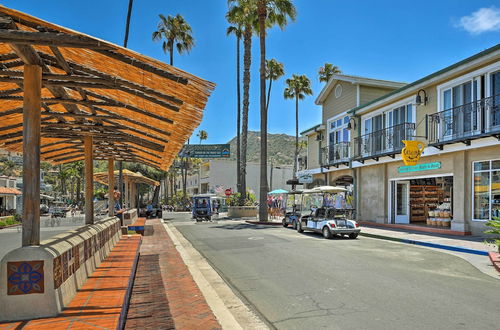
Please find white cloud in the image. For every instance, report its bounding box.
[456,7,500,35]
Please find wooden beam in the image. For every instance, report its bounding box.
[40,139,77,149]
[108,158,115,217]
[0,122,22,132]
[45,149,82,160]
[0,87,22,96]
[51,153,84,163]
[22,64,41,246]
[0,53,19,61]
[42,111,120,120]
[0,107,23,116]
[0,29,112,49]
[41,145,82,155]
[84,135,94,224]
[0,130,23,141]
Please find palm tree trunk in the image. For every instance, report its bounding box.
[123,0,134,47]
[294,95,299,179]
[266,78,272,111]
[169,46,173,66]
[240,25,252,204]
[258,0,268,221]
[236,35,242,195]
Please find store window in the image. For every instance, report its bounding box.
[473,159,500,221]
[328,115,350,145]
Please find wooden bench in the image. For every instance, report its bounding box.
[127,217,146,235]
[0,235,141,329]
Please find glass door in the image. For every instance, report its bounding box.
[395,181,410,224]
[490,71,500,129]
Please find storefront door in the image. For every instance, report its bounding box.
[395,181,410,224]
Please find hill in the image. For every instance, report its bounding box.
[227,131,305,166]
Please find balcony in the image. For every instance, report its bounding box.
[321,142,350,167]
[353,122,415,161]
[428,95,500,148]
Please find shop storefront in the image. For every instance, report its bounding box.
[390,174,453,227]
[472,159,500,221]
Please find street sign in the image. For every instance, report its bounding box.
[179,144,230,158]
[225,188,232,196]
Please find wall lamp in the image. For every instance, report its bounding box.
[347,117,357,130]
[415,89,428,106]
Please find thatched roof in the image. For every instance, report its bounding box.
[94,169,159,186]
[0,5,215,170]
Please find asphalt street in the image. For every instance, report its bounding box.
[0,216,85,261]
[168,212,500,330]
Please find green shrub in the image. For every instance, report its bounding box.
[228,191,256,206]
[0,221,6,227]
[485,216,500,253]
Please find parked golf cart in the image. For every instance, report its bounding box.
[282,190,303,229]
[192,195,212,222]
[296,186,360,239]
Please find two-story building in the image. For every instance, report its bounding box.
[298,74,405,187]
[304,44,500,235]
[0,175,21,214]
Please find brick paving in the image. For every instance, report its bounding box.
[125,218,221,330]
[0,235,141,330]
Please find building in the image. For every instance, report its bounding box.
[300,44,500,235]
[175,159,293,201]
[0,175,21,214]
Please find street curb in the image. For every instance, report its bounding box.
[360,232,489,256]
[245,220,282,226]
[0,223,20,230]
[488,252,500,273]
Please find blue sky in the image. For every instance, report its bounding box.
[2,0,499,144]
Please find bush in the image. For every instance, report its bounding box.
[0,221,6,227]
[485,216,500,253]
[228,191,256,206]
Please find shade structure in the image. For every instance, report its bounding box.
[0,5,215,171]
[94,169,159,187]
[268,189,288,195]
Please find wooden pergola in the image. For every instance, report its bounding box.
[0,6,215,246]
[94,169,160,209]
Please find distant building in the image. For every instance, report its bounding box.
[171,159,293,201]
[0,175,21,213]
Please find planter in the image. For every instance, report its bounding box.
[227,206,257,218]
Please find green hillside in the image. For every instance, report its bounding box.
[227,131,305,166]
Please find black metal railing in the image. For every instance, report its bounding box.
[322,142,350,166]
[353,122,415,159]
[428,95,500,145]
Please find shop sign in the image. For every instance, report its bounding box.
[179,144,230,158]
[298,173,313,183]
[398,162,441,173]
[401,140,425,166]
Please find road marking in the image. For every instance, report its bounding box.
[248,237,264,240]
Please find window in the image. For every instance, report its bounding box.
[473,159,500,221]
[334,84,342,98]
[328,115,350,145]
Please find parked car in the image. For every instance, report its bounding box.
[40,203,49,214]
[50,201,68,218]
[296,186,360,239]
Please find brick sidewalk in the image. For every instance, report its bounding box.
[125,219,221,330]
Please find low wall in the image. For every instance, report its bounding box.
[0,217,121,322]
[123,208,138,225]
[227,206,258,218]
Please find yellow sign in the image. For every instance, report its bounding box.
[401,140,425,166]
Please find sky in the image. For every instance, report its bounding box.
[2,0,499,144]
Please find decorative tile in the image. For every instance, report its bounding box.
[7,261,44,295]
[62,251,69,281]
[53,256,63,288]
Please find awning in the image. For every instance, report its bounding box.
[0,186,21,195]
[0,5,215,171]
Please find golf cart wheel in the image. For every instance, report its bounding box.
[292,220,297,230]
[196,218,201,222]
[282,219,288,227]
[349,233,358,239]
[297,221,304,233]
[322,226,333,239]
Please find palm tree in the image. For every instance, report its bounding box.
[257,0,296,221]
[265,58,285,111]
[318,63,342,83]
[284,74,313,178]
[152,14,195,66]
[226,24,243,195]
[197,130,208,144]
[227,0,257,204]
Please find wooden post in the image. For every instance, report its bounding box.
[84,136,94,224]
[22,64,42,247]
[108,158,114,217]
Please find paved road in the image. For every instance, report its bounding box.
[167,213,500,330]
[0,216,86,261]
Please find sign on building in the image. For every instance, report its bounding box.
[179,144,230,158]
[298,173,313,183]
[398,162,441,173]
